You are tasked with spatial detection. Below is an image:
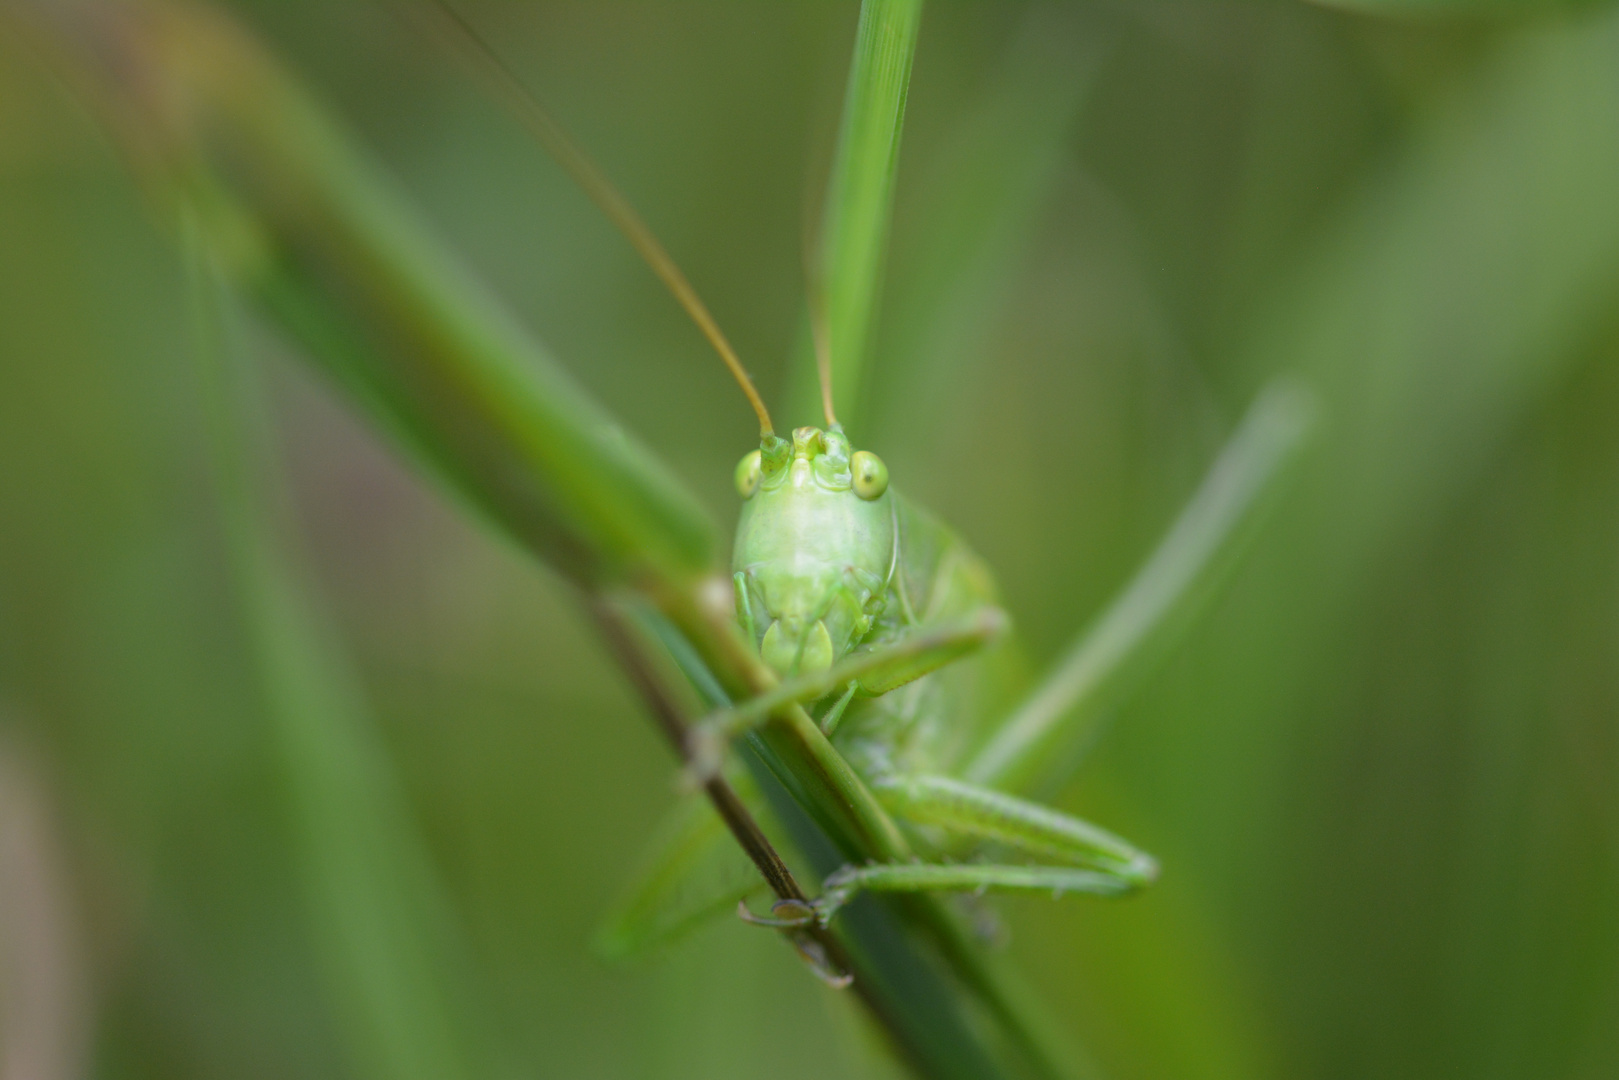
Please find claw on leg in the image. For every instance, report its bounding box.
[788,931,853,989]
[735,897,818,929]
[736,900,853,988]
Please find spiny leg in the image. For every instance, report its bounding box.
[873,773,1158,883]
[815,862,1134,924]
[744,860,1138,930]
[777,773,1157,926]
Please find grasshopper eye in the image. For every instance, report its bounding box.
[851,451,888,500]
[735,449,763,499]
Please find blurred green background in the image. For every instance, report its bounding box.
[2,1,1618,1078]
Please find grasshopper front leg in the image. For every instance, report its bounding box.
[684,608,1007,782]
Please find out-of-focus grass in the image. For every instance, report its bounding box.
[2,2,1618,1079]
[185,223,497,1080]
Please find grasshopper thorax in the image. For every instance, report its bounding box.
[732,427,894,679]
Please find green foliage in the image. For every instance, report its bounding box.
[185,226,494,1080]
[5,1,1093,1074]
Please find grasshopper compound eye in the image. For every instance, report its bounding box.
[851,450,888,500]
[735,449,763,499]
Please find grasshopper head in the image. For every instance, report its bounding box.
[731,426,893,678]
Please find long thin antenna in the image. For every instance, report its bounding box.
[805,253,839,430]
[427,1,776,438]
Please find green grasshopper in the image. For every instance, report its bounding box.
[432,2,1305,960]
[713,417,1158,930]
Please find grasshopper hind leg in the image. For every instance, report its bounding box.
[874,773,1158,884]
[802,772,1157,926]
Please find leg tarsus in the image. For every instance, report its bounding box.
[735,897,817,929]
[787,931,853,989]
[735,901,854,988]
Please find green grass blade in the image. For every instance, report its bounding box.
[965,379,1315,793]
[184,221,495,1080]
[871,10,1109,450]
[788,0,924,431]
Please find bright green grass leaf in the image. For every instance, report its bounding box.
[787,0,923,431]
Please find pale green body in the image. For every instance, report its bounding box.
[732,427,1018,785]
[733,426,896,679]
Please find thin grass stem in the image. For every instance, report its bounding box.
[791,0,923,430]
[966,379,1317,792]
